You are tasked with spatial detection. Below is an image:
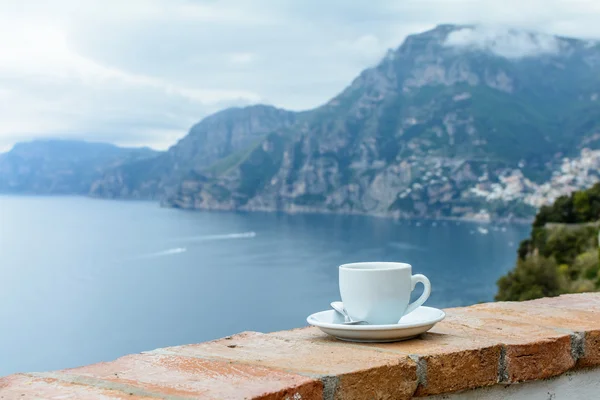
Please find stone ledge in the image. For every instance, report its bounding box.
[2,293,600,399]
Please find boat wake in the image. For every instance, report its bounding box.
[132,247,187,259]
[174,231,257,242]
[128,232,255,261]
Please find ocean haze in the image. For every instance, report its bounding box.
[0,195,529,376]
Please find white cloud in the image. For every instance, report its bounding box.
[444,26,562,58]
[0,13,261,150]
[0,0,600,151]
[0,18,261,102]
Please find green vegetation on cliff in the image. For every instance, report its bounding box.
[496,183,600,301]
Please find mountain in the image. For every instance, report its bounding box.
[148,24,600,220]
[89,105,297,199]
[6,24,600,220]
[0,140,158,194]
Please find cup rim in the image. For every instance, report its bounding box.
[339,262,411,271]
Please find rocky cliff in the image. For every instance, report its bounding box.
[89,105,296,199]
[156,24,600,220]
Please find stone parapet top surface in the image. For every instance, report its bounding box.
[2,293,600,399]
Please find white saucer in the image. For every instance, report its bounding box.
[306,306,445,343]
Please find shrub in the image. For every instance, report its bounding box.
[495,255,566,301]
[496,183,600,301]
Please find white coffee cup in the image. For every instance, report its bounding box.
[339,262,431,325]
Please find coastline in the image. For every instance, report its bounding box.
[160,198,534,225]
[0,192,534,225]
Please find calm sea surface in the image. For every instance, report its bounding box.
[0,195,530,376]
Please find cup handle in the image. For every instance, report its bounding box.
[403,274,431,316]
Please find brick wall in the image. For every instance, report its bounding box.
[2,293,600,399]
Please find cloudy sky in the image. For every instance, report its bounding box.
[1,0,600,152]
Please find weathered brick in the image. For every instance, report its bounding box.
[273,328,500,396]
[578,330,600,368]
[160,331,418,400]
[380,334,501,396]
[335,362,416,400]
[529,293,600,312]
[60,351,322,400]
[0,373,155,399]
[431,308,575,382]
[468,299,600,331]
[460,299,600,368]
[504,336,574,382]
